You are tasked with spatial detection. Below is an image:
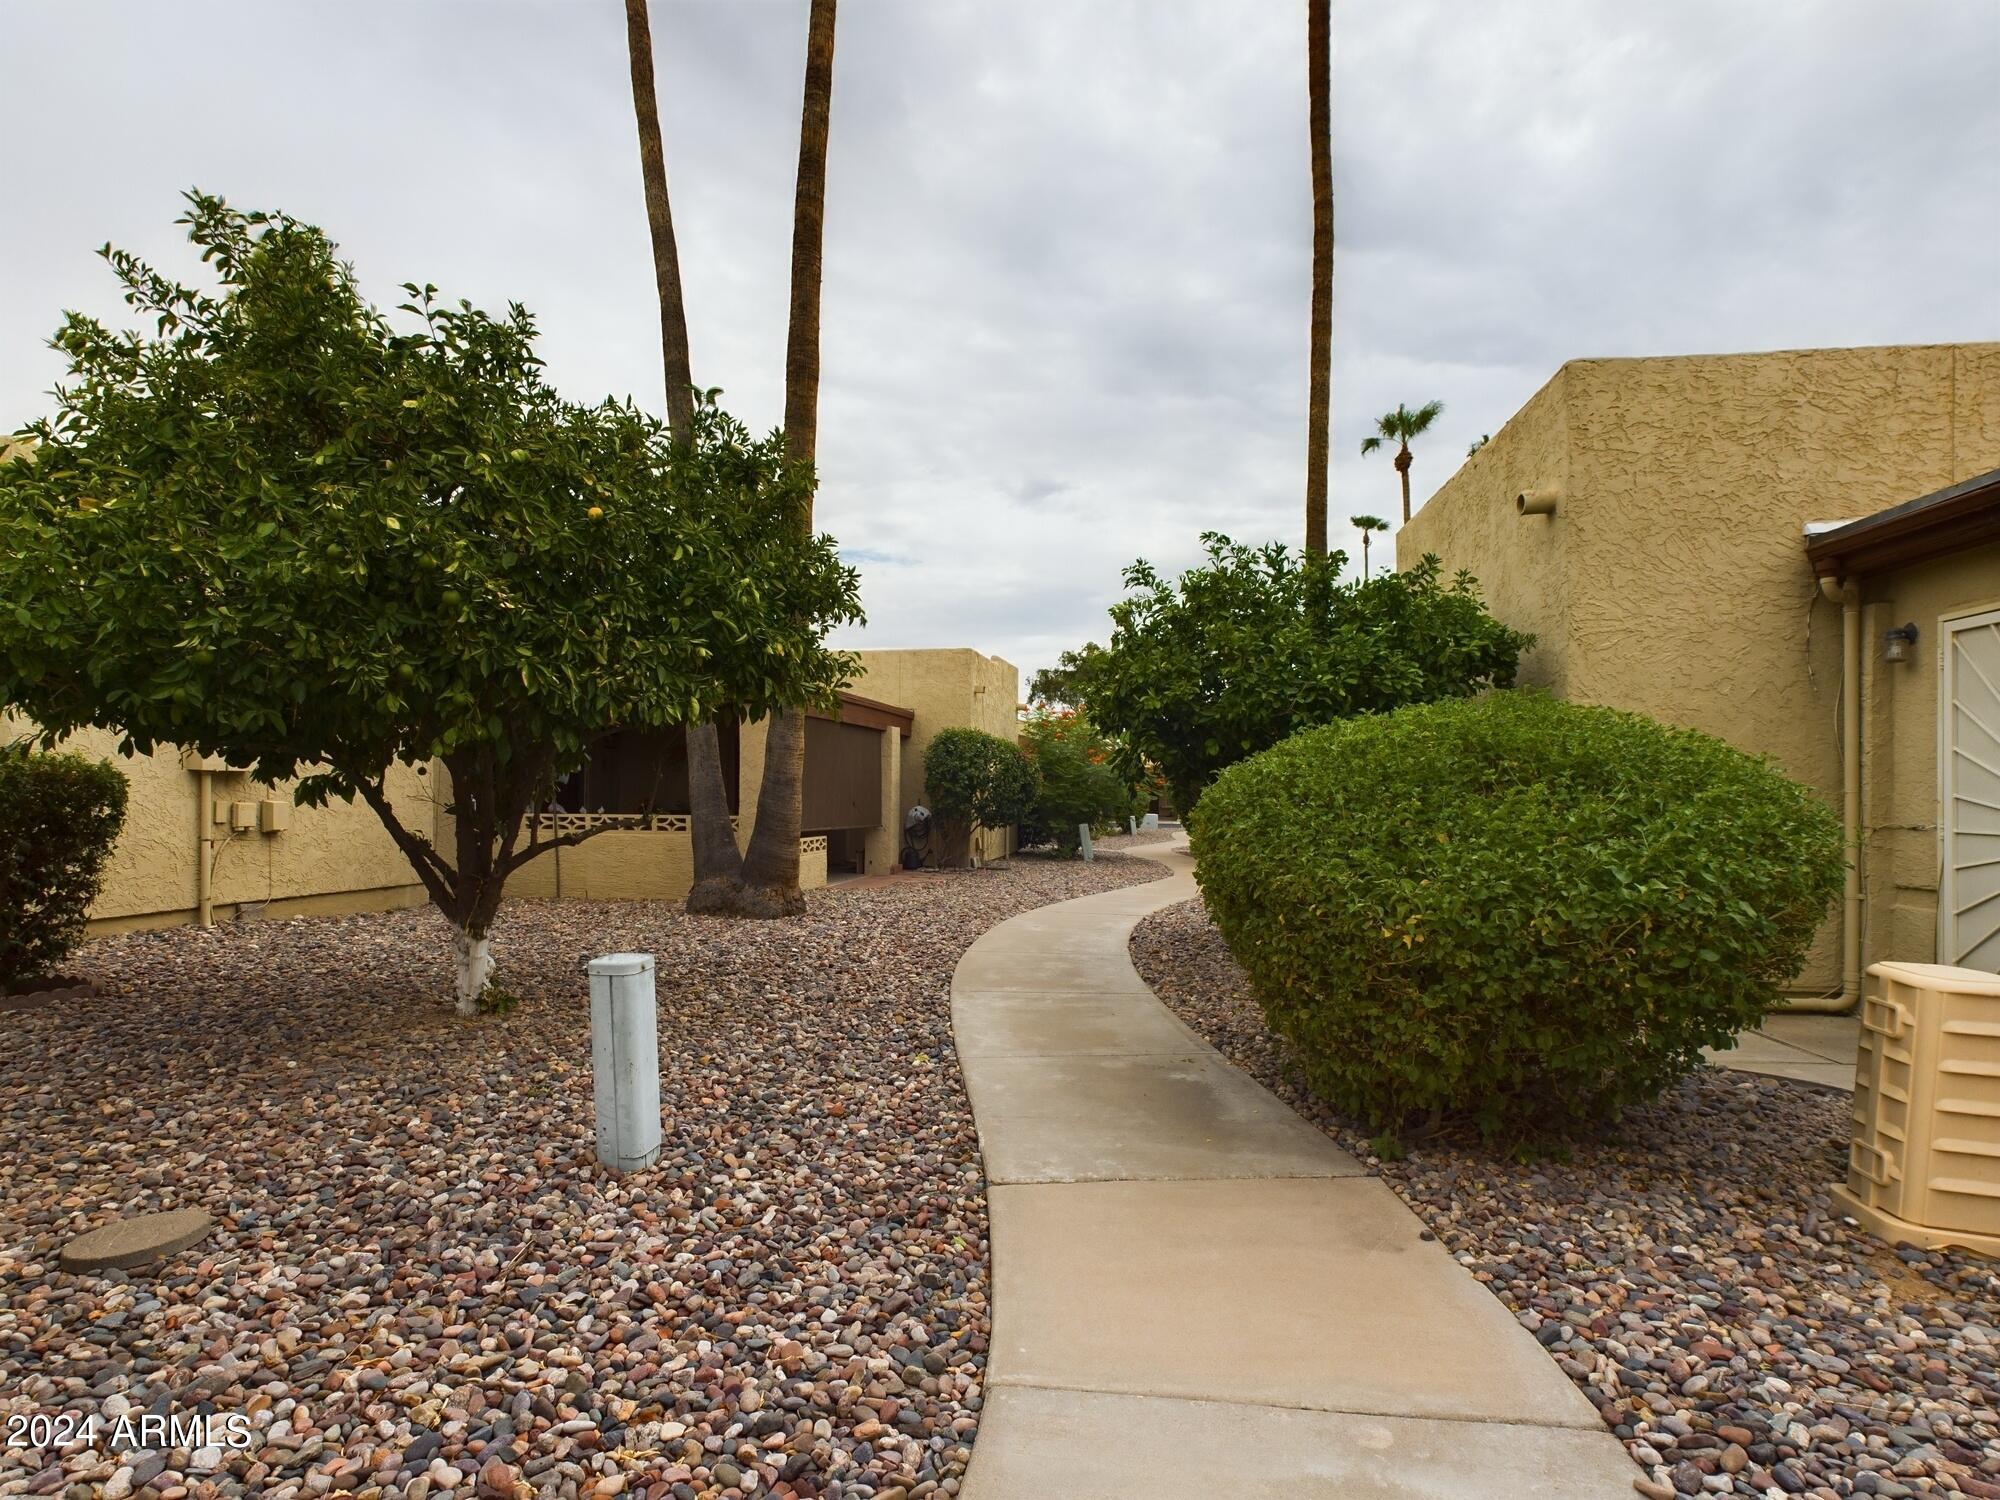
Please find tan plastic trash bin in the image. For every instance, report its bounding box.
[1831,961,2000,1258]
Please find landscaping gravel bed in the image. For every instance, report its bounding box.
[1132,899,2000,1500]
[0,853,1165,1500]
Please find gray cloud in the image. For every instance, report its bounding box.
[4,0,1995,687]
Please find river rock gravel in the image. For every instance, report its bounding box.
[1131,899,2000,1500]
[0,853,1165,1500]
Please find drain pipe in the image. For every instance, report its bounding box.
[195,767,215,927]
[1790,574,1862,1013]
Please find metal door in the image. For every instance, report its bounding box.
[1943,605,2000,971]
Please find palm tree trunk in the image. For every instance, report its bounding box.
[736,0,836,915]
[1398,446,1411,522]
[624,0,696,441]
[1304,0,1333,558]
[623,0,746,906]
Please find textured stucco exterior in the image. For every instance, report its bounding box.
[1,719,436,933]
[1860,545,2000,969]
[1400,372,1573,695]
[33,647,1002,925]
[1399,343,2000,990]
[851,648,1022,864]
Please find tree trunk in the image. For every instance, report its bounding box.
[624,0,697,441]
[736,0,836,915]
[734,711,807,915]
[684,719,747,911]
[451,925,495,1017]
[778,0,837,479]
[1397,445,1412,522]
[623,0,746,903]
[1304,0,1333,557]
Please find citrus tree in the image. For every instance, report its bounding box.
[1038,534,1528,811]
[923,727,1038,868]
[0,195,860,1011]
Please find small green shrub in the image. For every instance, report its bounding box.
[924,727,1038,865]
[1191,693,1844,1143]
[0,745,129,991]
[1019,708,1139,853]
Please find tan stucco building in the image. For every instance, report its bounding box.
[1399,342,2000,996]
[20,648,1019,931]
[850,648,1023,865]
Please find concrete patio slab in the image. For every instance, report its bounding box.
[966,1386,1640,1500]
[966,1052,1359,1183]
[1761,1013,1861,1063]
[1719,1057,1857,1089]
[987,1175,1603,1428]
[1706,1013,1858,1090]
[1709,1031,1816,1064]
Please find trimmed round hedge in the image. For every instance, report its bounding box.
[1189,692,1844,1143]
[1,745,128,992]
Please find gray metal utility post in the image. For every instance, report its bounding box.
[589,952,662,1173]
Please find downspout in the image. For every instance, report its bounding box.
[196,768,215,928]
[1787,574,1861,1012]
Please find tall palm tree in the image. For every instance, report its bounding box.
[735,0,837,917]
[1360,399,1443,523]
[1349,514,1388,579]
[622,0,745,910]
[1304,0,1333,557]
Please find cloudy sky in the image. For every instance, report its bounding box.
[4,2,1996,683]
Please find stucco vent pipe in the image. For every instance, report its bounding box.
[1516,486,1559,516]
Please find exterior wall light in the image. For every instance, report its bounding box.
[1882,622,1919,663]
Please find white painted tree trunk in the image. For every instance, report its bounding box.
[453,928,494,1016]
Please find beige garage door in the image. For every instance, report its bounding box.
[1944,605,2000,973]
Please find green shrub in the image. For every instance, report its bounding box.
[1190,693,1844,1143]
[0,745,128,991]
[1019,708,1139,853]
[924,727,1038,865]
[1035,535,1530,811]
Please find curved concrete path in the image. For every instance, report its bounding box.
[954,843,1637,1500]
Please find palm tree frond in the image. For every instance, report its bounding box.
[1406,398,1444,434]
[1359,435,1383,455]
[1348,514,1388,532]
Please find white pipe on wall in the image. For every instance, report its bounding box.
[1782,575,1863,1013]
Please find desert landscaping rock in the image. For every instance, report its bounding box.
[1132,899,2000,1500]
[59,1208,214,1274]
[0,853,1163,1500]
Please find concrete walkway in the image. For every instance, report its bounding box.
[953,844,1637,1500]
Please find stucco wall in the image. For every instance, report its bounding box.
[502,821,828,902]
[1860,543,2000,968]
[1397,370,1573,693]
[850,648,1021,864]
[1395,342,2000,991]
[3,719,436,932]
